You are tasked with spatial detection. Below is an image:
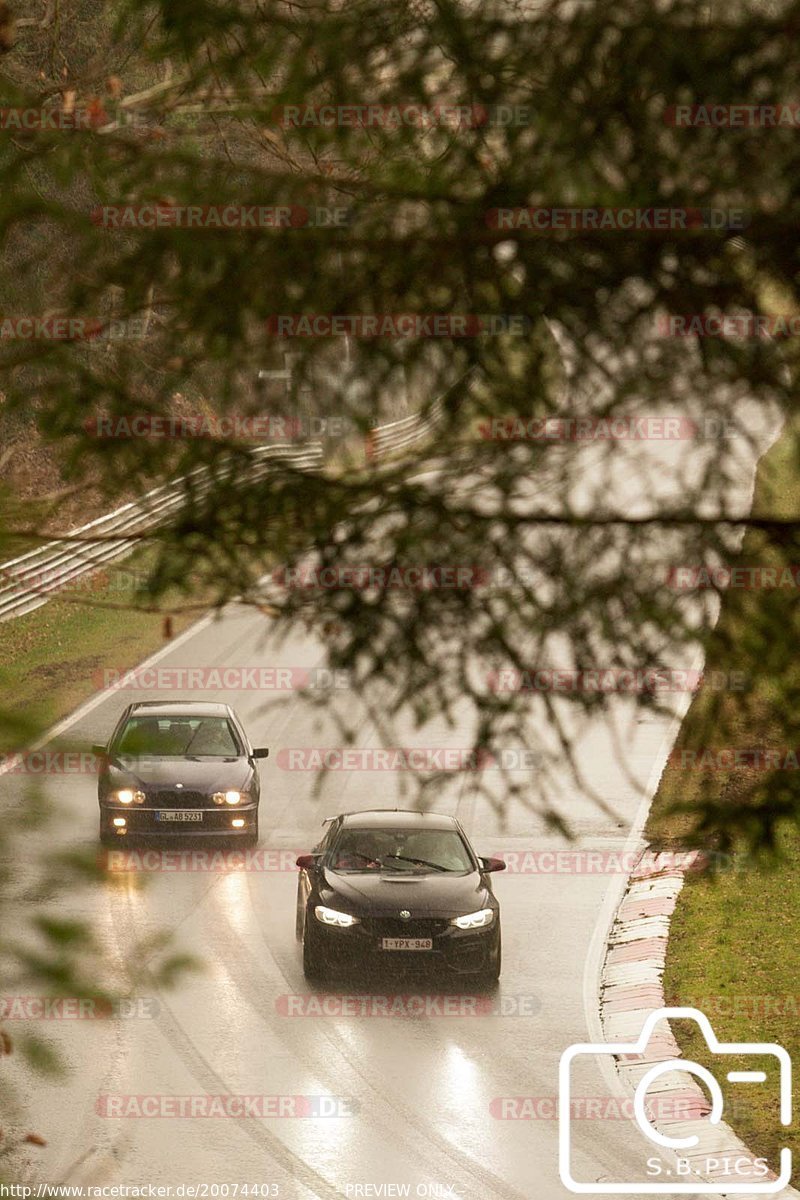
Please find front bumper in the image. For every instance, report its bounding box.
[99,803,258,840]
[311,912,500,976]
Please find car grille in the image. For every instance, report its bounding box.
[365,917,449,939]
[150,789,208,806]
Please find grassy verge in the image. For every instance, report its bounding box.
[645,421,800,1173]
[0,549,211,753]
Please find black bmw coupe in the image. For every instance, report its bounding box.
[296,809,506,985]
[94,700,268,846]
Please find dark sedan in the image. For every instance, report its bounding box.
[94,701,268,846]
[296,809,506,986]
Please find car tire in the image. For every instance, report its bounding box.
[99,829,117,848]
[244,816,258,848]
[302,916,328,984]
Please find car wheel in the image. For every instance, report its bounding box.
[302,915,328,983]
[99,828,117,848]
[244,816,258,848]
[295,887,306,942]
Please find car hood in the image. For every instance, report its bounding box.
[320,868,491,917]
[107,756,253,793]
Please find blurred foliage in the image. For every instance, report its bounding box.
[648,418,800,853]
[0,0,799,829]
[0,11,800,1131]
[0,785,200,1167]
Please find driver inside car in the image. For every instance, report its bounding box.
[393,831,469,870]
[331,830,393,870]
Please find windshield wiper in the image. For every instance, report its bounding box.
[379,854,449,872]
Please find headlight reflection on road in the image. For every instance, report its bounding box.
[437,1041,484,1113]
[289,1090,360,1178]
[215,869,252,933]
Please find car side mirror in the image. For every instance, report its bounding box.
[91,744,107,757]
[296,854,319,871]
[479,856,507,873]
[253,747,270,758]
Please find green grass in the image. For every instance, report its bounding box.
[665,834,800,1170]
[0,550,210,752]
[646,420,800,1175]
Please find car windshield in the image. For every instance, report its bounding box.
[114,716,242,757]
[329,827,473,874]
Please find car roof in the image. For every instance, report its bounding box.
[126,701,234,718]
[338,809,459,831]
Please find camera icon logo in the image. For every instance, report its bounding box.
[559,1006,792,1193]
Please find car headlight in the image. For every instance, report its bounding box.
[213,790,244,806]
[112,788,146,805]
[315,905,360,928]
[451,908,495,930]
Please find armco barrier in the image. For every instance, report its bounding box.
[364,368,477,463]
[0,443,322,622]
[365,396,446,461]
[0,366,478,621]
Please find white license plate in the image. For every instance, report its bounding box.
[155,811,203,822]
[381,937,433,951]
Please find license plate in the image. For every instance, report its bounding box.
[155,811,203,822]
[381,937,433,951]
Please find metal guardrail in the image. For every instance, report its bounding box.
[0,443,323,622]
[364,369,477,463]
[0,368,476,622]
[365,396,446,461]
